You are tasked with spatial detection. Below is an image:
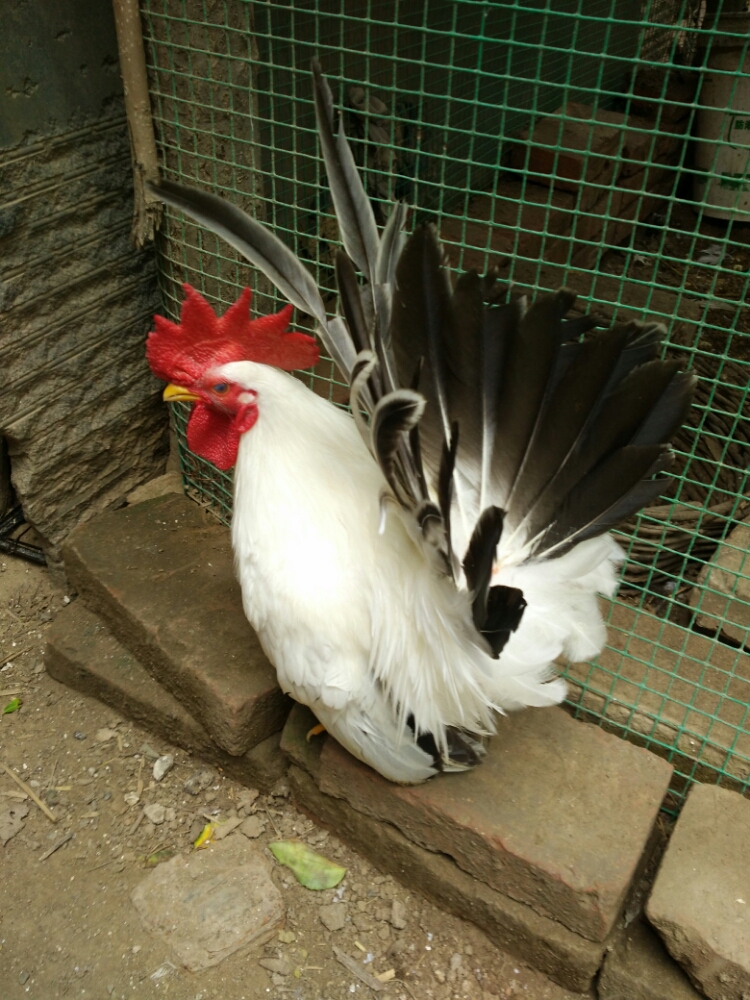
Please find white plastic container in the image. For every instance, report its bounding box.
[694,13,750,221]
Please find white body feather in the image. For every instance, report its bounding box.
[223,360,622,783]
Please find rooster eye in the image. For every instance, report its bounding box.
[212,382,230,395]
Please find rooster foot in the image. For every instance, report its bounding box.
[306,723,326,742]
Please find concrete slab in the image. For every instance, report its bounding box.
[598,919,704,1000]
[646,783,750,1000]
[288,763,608,992]
[61,493,289,756]
[317,707,671,942]
[131,837,284,970]
[45,601,287,792]
[691,516,750,647]
[565,600,750,787]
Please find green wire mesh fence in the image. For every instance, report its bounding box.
[140,0,750,811]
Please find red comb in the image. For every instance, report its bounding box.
[147,284,319,384]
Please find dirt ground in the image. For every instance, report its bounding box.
[0,556,585,1000]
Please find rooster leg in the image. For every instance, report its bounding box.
[306,723,327,741]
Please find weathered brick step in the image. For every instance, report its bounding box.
[315,706,672,943]
[45,600,286,792]
[646,784,750,1000]
[282,705,608,991]
[61,493,290,756]
[599,918,704,1000]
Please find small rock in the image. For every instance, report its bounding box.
[93,728,117,744]
[165,807,176,823]
[140,743,160,759]
[319,903,347,932]
[390,900,407,930]
[270,779,290,799]
[143,804,166,825]
[271,973,286,986]
[204,791,217,804]
[130,838,285,971]
[153,755,174,782]
[237,789,259,812]
[124,792,140,807]
[0,803,29,845]
[378,924,390,941]
[434,969,446,983]
[240,815,266,839]
[214,817,243,841]
[19,971,29,985]
[277,930,296,944]
[73,731,86,741]
[189,819,204,842]
[259,957,292,976]
[183,770,213,796]
[352,913,374,932]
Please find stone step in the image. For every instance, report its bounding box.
[45,600,286,792]
[646,783,750,1000]
[281,704,608,992]
[598,918,704,1000]
[315,706,672,944]
[61,493,290,756]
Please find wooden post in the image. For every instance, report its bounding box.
[112,0,163,247]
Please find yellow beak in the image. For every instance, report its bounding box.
[163,383,200,403]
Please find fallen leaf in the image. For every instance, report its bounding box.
[269,840,346,890]
[3,698,21,714]
[194,822,215,849]
[146,847,177,866]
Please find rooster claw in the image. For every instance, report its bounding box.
[306,723,326,742]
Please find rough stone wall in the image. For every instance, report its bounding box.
[0,1,169,559]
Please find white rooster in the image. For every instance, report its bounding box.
[146,62,694,783]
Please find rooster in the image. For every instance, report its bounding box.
[146,63,695,783]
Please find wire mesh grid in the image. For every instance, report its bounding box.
[140,0,750,811]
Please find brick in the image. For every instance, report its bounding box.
[317,707,671,942]
[508,107,619,199]
[691,516,750,646]
[45,595,287,792]
[599,919,704,1000]
[280,702,324,782]
[288,763,608,992]
[548,103,682,179]
[646,784,750,1000]
[565,602,750,785]
[440,181,576,271]
[62,493,290,756]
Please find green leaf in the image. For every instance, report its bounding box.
[269,839,346,890]
[146,847,177,866]
[3,698,21,714]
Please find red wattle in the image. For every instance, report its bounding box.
[186,404,241,471]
